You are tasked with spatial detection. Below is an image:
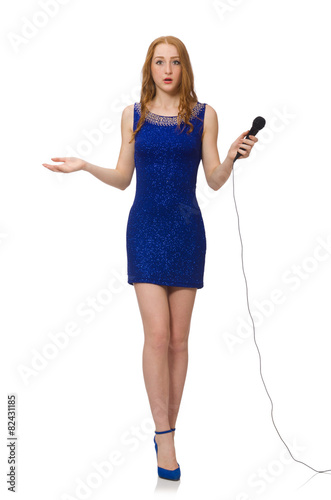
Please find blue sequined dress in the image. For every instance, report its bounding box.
[126,101,207,288]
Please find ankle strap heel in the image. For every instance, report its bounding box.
[154,428,180,481]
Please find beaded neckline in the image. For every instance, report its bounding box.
[136,102,204,126]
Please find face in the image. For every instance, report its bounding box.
[150,43,182,93]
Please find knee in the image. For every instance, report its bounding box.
[145,327,170,350]
[169,333,189,353]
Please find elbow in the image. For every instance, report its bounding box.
[212,174,227,191]
[208,178,223,191]
[208,170,224,191]
[120,180,130,191]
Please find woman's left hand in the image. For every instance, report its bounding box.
[227,130,259,161]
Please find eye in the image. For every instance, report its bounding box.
[155,60,180,65]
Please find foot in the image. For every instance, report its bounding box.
[155,432,178,470]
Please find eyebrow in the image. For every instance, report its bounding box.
[154,56,180,59]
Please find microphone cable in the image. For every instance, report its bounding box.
[231,145,331,476]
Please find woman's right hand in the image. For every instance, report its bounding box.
[42,157,86,173]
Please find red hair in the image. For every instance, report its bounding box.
[130,36,200,143]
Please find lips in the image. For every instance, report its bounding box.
[164,79,173,82]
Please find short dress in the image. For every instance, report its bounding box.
[126,101,207,288]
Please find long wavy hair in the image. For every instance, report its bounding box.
[129,36,200,144]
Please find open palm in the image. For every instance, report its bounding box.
[42,157,85,173]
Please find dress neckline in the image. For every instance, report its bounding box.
[146,102,199,118]
[136,102,204,126]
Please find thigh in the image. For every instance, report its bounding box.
[167,286,197,342]
[133,283,170,342]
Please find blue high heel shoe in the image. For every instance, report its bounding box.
[154,428,181,481]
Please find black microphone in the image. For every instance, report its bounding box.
[234,116,266,162]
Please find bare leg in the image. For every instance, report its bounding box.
[167,286,197,432]
[133,282,178,470]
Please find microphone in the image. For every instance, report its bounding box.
[234,116,266,162]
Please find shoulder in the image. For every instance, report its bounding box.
[122,103,135,118]
[204,104,218,122]
[122,104,135,131]
[201,104,218,140]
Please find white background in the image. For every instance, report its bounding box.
[1,0,331,498]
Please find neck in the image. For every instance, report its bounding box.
[150,92,181,110]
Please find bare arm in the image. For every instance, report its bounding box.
[201,105,258,191]
[82,105,135,190]
[42,105,135,190]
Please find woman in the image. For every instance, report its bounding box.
[42,35,258,481]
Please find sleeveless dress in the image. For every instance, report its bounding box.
[126,101,207,289]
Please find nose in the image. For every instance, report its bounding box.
[165,61,172,74]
